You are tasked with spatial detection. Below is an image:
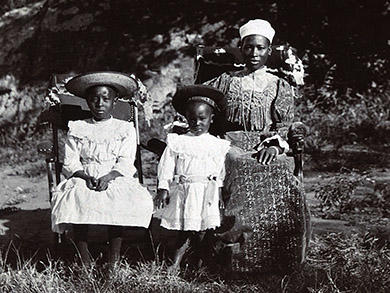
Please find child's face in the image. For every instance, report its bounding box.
[185,101,214,136]
[86,86,117,121]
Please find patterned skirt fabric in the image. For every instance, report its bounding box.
[217,131,310,273]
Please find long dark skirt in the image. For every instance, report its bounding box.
[216,131,310,273]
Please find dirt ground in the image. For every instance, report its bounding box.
[0,147,389,265]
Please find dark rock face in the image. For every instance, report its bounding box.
[1,1,128,81]
[0,0,219,82]
[0,0,207,142]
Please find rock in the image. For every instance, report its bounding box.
[0,1,230,143]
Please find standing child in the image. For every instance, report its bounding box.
[51,72,153,268]
[154,85,230,271]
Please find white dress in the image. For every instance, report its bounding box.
[51,117,153,233]
[157,133,230,231]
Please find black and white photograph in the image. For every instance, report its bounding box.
[0,0,388,292]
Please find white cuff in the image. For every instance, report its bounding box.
[257,134,289,154]
[157,180,170,190]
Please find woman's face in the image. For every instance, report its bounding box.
[185,101,214,136]
[86,85,117,121]
[241,35,271,71]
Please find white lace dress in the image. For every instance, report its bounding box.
[51,117,153,233]
[156,133,230,231]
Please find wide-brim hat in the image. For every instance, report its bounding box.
[65,71,138,98]
[172,85,227,116]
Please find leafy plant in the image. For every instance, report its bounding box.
[314,169,370,215]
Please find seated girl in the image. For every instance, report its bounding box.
[51,72,153,268]
[154,85,230,271]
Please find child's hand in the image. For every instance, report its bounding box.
[85,176,98,190]
[95,171,121,191]
[219,199,225,210]
[71,171,98,190]
[94,175,111,191]
[218,188,225,210]
[154,189,169,209]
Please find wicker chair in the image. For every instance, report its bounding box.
[193,45,310,273]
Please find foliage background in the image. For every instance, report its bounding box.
[0,0,388,150]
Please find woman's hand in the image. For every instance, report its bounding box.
[95,171,122,191]
[154,189,169,209]
[256,146,280,165]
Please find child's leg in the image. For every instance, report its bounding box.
[73,224,91,266]
[107,225,123,266]
[187,231,206,269]
[198,230,218,271]
[170,231,191,270]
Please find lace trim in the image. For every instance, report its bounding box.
[167,133,230,159]
[68,119,133,144]
[225,70,279,131]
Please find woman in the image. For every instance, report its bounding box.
[204,19,310,273]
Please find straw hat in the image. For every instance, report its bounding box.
[172,85,226,116]
[65,71,138,98]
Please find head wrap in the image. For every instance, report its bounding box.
[239,19,275,43]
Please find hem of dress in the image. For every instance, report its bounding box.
[160,216,220,232]
[52,217,152,233]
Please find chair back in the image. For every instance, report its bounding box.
[194,44,304,86]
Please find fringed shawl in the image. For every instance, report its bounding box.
[204,67,294,132]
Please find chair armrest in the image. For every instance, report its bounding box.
[287,122,308,181]
[37,141,55,161]
[143,138,167,157]
[287,122,308,154]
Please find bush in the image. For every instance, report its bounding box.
[298,83,390,152]
[314,169,390,219]
[314,169,369,215]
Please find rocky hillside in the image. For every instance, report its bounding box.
[0,0,259,143]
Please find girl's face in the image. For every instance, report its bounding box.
[86,85,117,121]
[185,101,214,136]
[241,35,271,72]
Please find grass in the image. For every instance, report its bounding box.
[0,231,389,293]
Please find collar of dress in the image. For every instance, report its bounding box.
[242,66,268,76]
[91,116,113,125]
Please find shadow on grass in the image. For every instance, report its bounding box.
[0,209,188,272]
[308,146,390,172]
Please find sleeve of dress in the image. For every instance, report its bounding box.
[203,73,231,94]
[216,163,226,188]
[157,145,177,191]
[272,78,295,127]
[63,134,83,178]
[111,123,137,177]
[216,140,230,187]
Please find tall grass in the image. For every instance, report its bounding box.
[1,232,389,292]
